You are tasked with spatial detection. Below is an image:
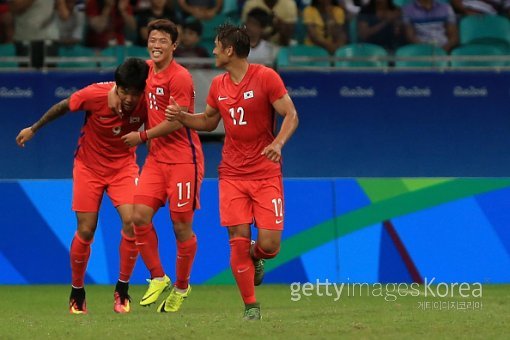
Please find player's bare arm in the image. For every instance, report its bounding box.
[16,98,71,147]
[121,117,184,147]
[261,94,299,162]
[165,96,221,132]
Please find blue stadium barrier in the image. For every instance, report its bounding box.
[2,71,510,178]
[1,178,509,284]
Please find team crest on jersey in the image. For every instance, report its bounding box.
[243,90,254,100]
[156,87,164,95]
[112,126,121,135]
[130,116,140,123]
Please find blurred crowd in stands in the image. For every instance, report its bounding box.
[1,0,510,67]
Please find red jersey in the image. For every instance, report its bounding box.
[207,64,287,179]
[69,82,147,174]
[145,59,203,165]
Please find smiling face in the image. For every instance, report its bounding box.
[147,29,176,66]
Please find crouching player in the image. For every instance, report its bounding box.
[16,58,149,314]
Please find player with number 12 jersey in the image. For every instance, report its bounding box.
[207,64,285,180]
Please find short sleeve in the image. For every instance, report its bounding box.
[332,6,345,25]
[446,4,456,24]
[303,7,320,26]
[276,0,298,23]
[69,84,94,111]
[263,67,287,104]
[169,69,194,109]
[206,77,219,109]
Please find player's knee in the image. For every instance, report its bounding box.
[172,221,193,242]
[122,222,135,238]
[132,210,150,227]
[77,227,95,242]
[256,239,280,258]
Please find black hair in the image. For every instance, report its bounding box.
[216,23,250,58]
[114,57,149,92]
[183,20,203,36]
[246,8,272,28]
[147,19,179,44]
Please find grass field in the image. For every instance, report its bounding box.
[0,284,508,339]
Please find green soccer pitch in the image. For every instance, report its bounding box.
[0,285,508,338]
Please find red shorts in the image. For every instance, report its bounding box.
[219,176,284,230]
[134,155,203,215]
[72,159,139,212]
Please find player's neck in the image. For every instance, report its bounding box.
[154,56,173,73]
[227,59,250,85]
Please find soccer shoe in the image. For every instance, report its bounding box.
[114,291,131,313]
[69,298,87,314]
[69,287,87,314]
[140,275,171,306]
[157,285,192,313]
[243,303,261,321]
[250,240,265,286]
[253,258,265,286]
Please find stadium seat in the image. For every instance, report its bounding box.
[124,45,149,59]
[294,17,307,45]
[392,0,413,7]
[395,43,448,68]
[222,0,238,15]
[393,0,448,6]
[450,44,507,68]
[459,15,510,51]
[335,43,388,68]
[57,45,98,68]
[198,40,215,56]
[201,13,239,41]
[0,43,18,68]
[276,45,330,68]
[348,17,358,44]
[100,45,124,68]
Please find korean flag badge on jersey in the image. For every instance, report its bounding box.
[156,87,164,95]
[243,90,254,100]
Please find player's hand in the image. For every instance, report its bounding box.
[165,96,182,122]
[121,131,142,147]
[261,141,283,162]
[108,85,123,118]
[16,127,35,147]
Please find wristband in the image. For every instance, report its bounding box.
[139,130,148,142]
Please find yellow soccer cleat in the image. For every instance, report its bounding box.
[157,285,191,313]
[139,275,171,306]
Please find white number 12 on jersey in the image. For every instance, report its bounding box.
[229,107,247,125]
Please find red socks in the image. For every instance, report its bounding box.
[119,231,139,282]
[70,232,92,288]
[229,237,256,305]
[134,223,165,278]
[175,235,197,289]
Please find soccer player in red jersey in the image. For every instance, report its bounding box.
[165,23,299,320]
[15,58,149,315]
[112,19,204,313]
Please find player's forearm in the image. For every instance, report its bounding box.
[274,110,299,148]
[31,99,70,133]
[179,112,216,132]
[146,120,182,139]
